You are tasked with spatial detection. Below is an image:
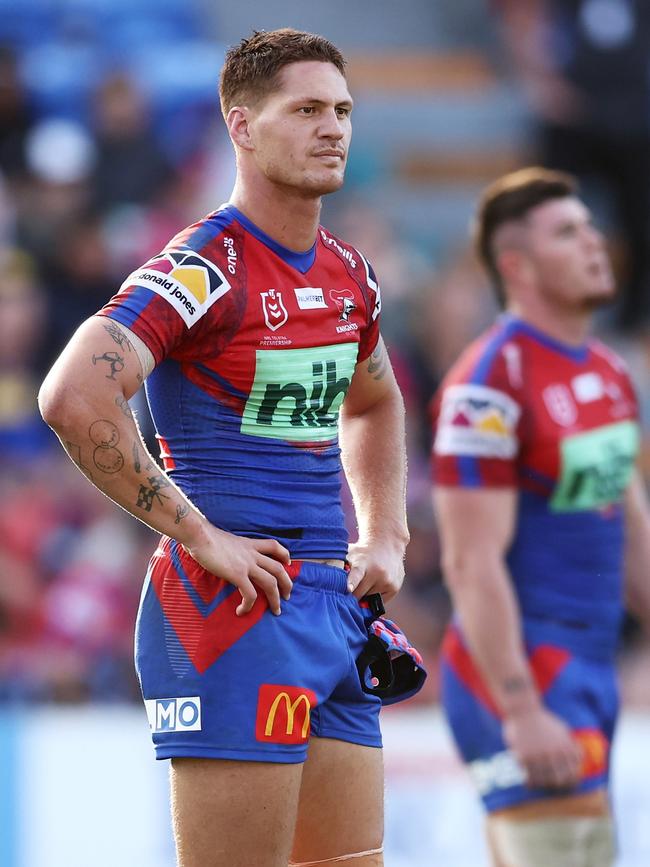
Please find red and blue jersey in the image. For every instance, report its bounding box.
[431,313,639,658]
[98,204,382,559]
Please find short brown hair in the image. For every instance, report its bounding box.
[219,28,347,118]
[473,166,578,304]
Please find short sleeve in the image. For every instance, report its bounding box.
[97,244,233,366]
[356,251,382,362]
[431,349,524,488]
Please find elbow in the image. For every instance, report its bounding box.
[38,375,71,432]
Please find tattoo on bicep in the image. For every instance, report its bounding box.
[367,343,388,381]
[175,504,189,524]
[92,351,125,380]
[132,442,141,473]
[65,440,94,481]
[136,473,171,512]
[115,395,133,419]
[89,419,124,474]
[102,321,133,352]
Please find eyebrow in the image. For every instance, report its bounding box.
[289,97,354,109]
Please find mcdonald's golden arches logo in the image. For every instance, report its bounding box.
[255,684,318,744]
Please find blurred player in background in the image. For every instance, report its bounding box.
[431,167,650,866]
[38,28,415,867]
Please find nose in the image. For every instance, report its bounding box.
[583,223,605,250]
[319,108,345,140]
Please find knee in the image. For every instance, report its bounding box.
[488,815,615,867]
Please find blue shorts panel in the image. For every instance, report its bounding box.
[135,538,382,762]
[440,626,619,812]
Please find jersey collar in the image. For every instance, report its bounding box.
[223,205,317,274]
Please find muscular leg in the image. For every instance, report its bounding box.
[486,789,615,867]
[170,757,304,867]
[290,738,384,866]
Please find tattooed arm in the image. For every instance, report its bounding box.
[339,336,409,602]
[38,315,291,615]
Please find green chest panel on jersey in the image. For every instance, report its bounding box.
[241,343,359,441]
[550,419,639,512]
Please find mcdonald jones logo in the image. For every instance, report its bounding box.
[255,684,318,744]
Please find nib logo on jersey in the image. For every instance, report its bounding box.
[122,246,231,327]
[242,343,359,442]
[330,289,358,333]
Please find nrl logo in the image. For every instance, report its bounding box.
[329,288,356,322]
[261,288,288,331]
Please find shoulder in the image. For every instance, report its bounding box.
[121,209,243,329]
[588,338,632,377]
[444,319,527,392]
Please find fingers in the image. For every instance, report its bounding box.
[523,743,583,790]
[255,538,291,564]
[235,576,258,617]
[258,553,293,601]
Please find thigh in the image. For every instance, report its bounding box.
[291,737,384,865]
[171,757,303,867]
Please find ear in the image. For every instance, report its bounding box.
[497,248,532,287]
[227,106,254,151]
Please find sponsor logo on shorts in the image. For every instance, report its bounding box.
[294,287,327,309]
[261,288,289,331]
[435,383,521,459]
[470,750,526,795]
[470,730,609,795]
[122,247,231,328]
[576,729,608,778]
[255,684,317,745]
[242,343,358,442]
[144,696,202,733]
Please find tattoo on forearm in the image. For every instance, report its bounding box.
[502,676,531,694]
[136,474,171,511]
[92,351,125,380]
[132,442,141,473]
[102,321,132,352]
[367,344,387,381]
[65,440,94,481]
[115,395,133,419]
[89,419,124,474]
[175,504,189,524]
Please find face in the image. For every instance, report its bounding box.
[238,60,353,197]
[520,197,615,310]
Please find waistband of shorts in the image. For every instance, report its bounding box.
[290,560,350,593]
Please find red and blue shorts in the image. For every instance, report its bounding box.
[136,537,382,762]
[441,622,618,812]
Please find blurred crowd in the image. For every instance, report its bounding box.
[2,0,650,705]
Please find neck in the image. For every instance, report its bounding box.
[229,175,322,252]
[507,301,592,346]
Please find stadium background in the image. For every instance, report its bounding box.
[1,1,650,863]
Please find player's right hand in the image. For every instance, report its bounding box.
[182,525,292,617]
[502,704,583,790]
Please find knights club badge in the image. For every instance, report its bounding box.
[261,289,289,331]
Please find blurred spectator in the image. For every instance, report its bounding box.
[90,73,174,212]
[0,247,55,459]
[494,0,650,331]
[0,44,35,184]
[15,117,96,261]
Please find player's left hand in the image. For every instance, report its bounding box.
[346,539,406,602]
